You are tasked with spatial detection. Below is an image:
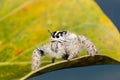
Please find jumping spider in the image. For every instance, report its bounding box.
[32,30,98,71]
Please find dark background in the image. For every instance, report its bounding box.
[96,0,120,32]
[29,65,120,80]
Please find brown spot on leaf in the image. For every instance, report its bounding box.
[22,7,28,12]
[14,48,24,56]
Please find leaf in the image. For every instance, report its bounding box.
[20,55,120,80]
[0,0,120,79]
[0,62,30,80]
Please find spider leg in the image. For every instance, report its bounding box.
[32,44,53,71]
[67,53,79,61]
[51,57,55,63]
[32,48,44,71]
[78,35,98,56]
[62,54,69,60]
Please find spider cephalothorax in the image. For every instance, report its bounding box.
[32,30,98,71]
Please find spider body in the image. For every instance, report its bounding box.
[32,31,98,71]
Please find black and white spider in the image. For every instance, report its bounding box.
[32,30,98,71]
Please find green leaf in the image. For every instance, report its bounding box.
[0,0,120,79]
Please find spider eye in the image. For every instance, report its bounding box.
[52,31,56,38]
[56,35,59,38]
[52,35,55,38]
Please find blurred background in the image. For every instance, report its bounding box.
[0,0,120,79]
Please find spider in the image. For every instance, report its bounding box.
[32,30,98,71]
